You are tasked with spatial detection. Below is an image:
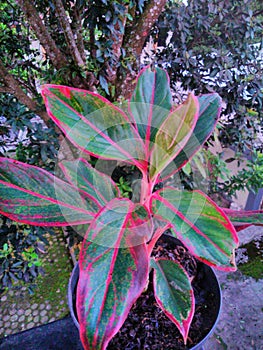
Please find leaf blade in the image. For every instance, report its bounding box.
[60,158,120,207]
[150,93,199,179]
[130,66,172,145]
[77,198,152,349]
[86,198,153,248]
[151,258,194,344]
[41,85,146,168]
[151,187,239,270]
[161,93,221,180]
[0,158,95,225]
[223,208,263,226]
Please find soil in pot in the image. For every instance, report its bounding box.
[70,234,221,350]
[107,235,220,350]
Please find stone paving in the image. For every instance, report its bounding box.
[204,225,263,350]
[0,230,72,338]
[1,226,262,349]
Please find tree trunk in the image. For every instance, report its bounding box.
[53,0,86,67]
[16,0,68,71]
[116,0,167,99]
[0,59,49,124]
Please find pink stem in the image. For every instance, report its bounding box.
[140,169,150,205]
[147,224,171,255]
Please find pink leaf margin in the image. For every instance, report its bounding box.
[0,157,94,226]
[77,205,150,350]
[158,93,222,184]
[59,157,120,208]
[149,93,200,183]
[128,65,172,159]
[41,85,147,171]
[223,208,263,226]
[150,188,239,271]
[152,258,195,344]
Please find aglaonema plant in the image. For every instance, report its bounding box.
[1,66,261,349]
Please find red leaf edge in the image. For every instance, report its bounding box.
[158,93,222,183]
[0,157,94,226]
[41,85,147,171]
[152,258,195,344]
[222,208,263,226]
[151,188,239,271]
[59,157,120,207]
[150,93,199,182]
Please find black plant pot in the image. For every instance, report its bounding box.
[68,235,222,350]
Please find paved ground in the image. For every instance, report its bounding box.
[0,226,262,349]
[0,231,71,338]
[204,225,263,350]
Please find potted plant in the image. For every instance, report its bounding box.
[1,66,257,349]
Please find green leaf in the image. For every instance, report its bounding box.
[86,198,153,248]
[130,66,172,145]
[77,198,151,349]
[161,93,221,180]
[151,258,194,344]
[60,158,120,207]
[99,74,110,95]
[192,152,207,178]
[78,242,149,350]
[150,93,199,179]
[0,158,96,226]
[223,209,263,226]
[41,85,145,169]
[182,162,191,176]
[151,187,239,270]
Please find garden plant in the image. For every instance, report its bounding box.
[1,1,262,269]
[0,66,262,349]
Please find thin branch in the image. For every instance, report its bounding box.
[0,59,49,124]
[72,4,86,63]
[254,9,263,17]
[3,63,38,97]
[16,0,68,71]
[14,60,43,74]
[53,0,85,67]
[14,75,36,95]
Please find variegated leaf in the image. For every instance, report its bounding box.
[130,66,172,150]
[161,93,221,181]
[0,157,95,225]
[41,85,146,170]
[223,208,263,226]
[149,93,199,179]
[77,198,152,349]
[151,187,239,270]
[151,258,194,344]
[60,158,120,207]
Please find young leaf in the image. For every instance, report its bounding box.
[151,187,239,270]
[77,198,151,349]
[151,258,194,344]
[129,66,172,150]
[149,93,199,179]
[59,158,120,207]
[160,93,221,181]
[0,158,96,225]
[41,85,146,169]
